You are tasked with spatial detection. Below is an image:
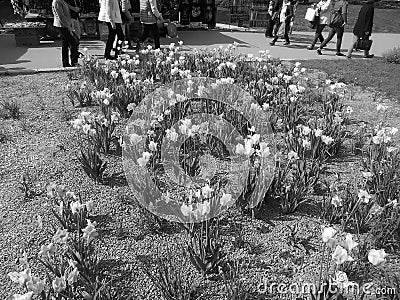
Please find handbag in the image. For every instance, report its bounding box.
[305,7,316,22]
[356,38,372,51]
[328,8,344,28]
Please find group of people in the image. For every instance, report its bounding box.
[52,0,379,67]
[52,0,163,67]
[266,0,377,58]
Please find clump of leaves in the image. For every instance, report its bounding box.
[78,146,107,183]
[0,98,22,119]
[183,218,225,277]
[137,247,199,300]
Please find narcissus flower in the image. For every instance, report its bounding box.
[368,249,387,266]
[343,233,358,252]
[53,229,69,244]
[331,195,342,208]
[52,276,66,293]
[358,189,371,204]
[332,245,353,265]
[82,219,99,243]
[322,227,336,243]
[220,193,233,207]
[8,292,34,300]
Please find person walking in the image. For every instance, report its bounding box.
[269,0,295,46]
[316,0,348,56]
[120,0,134,49]
[265,0,283,38]
[306,0,331,50]
[138,0,163,49]
[346,0,376,58]
[52,0,79,67]
[98,0,125,60]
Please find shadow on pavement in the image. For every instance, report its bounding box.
[178,30,248,46]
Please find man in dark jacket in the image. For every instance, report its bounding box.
[346,0,376,58]
[265,0,283,38]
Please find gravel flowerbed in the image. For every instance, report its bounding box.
[0,71,399,299]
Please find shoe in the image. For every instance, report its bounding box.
[269,41,275,46]
[283,41,290,45]
[307,45,314,50]
[346,55,352,59]
[336,52,345,56]
[316,48,322,55]
[104,56,116,60]
[63,63,72,67]
[364,54,374,58]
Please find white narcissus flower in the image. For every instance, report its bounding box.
[358,189,371,204]
[129,133,142,145]
[8,268,32,287]
[196,201,211,217]
[70,200,83,214]
[362,171,373,179]
[38,242,57,258]
[220,193,233,207]
[137,151,152,167]
[368,249,387,266]
[314,129,323,137]
[52,276,66,293]
[67,267,79,285]
[201,185,214,198]
[53,229,69,244]
[343,233,358,252]
[322,226,337,243]
[82,219,99,243]
[321,135,334,145]
[332,245,353,265]
[287,151,299,160]
[26,276,46,295]
[149,141,157,151]
[331,195,342,208]
[180,203,193,217]
[259,142,271,157]
[166,128,178,142]
[85,200,94,212]
[335,271,349,284]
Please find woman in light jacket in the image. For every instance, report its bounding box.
[98,0,125,59]
[316,0,348,56]
[306,0,331,50]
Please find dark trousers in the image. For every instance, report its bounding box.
[105,23,125,59]
[319,26,344,53]
[272,20,290,43]
[140,23,160,49]
[57,27,79,67]
[266,16,278,37]
[310,24,326,47]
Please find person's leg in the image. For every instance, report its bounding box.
[68,31,79,66]
[346,34,358,58]
[140,24,150,43]
[150,23,161,49]
[284,21,290,44]
[268,17,276,37]
[114,23,125,55]
[270,22,280,45]
[58,28,71,67]
[317,27,336,53]
[363,36,374,58]
[308,24,325,49]
[105,22,116,59]
[335,26,344,55]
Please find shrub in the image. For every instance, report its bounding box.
[0,98,22,119]
[384,47,400,64]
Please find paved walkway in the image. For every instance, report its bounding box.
[1,26,399,73]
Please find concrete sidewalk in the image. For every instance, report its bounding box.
[1,28,399,73]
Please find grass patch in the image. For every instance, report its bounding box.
[299,58,400,102]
